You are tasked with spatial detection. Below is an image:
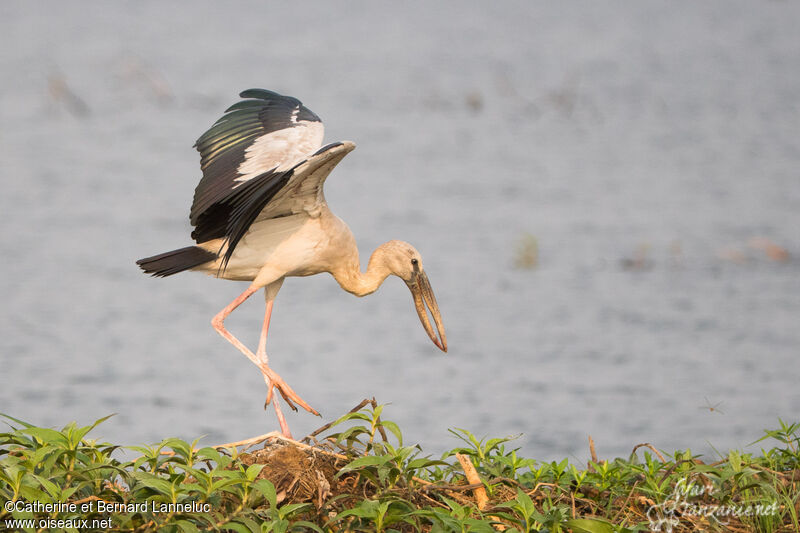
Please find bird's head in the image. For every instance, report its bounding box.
[379,240,448,352]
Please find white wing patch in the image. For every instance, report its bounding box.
[235,121,324,184]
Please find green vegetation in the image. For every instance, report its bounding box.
[1,404,798,532]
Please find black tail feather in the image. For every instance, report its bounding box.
[136,246,217,277]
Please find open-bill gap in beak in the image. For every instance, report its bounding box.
[407,270,447,352]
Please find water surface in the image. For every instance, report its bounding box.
[1,1,799,461]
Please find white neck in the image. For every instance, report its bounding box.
[332,244,393,297]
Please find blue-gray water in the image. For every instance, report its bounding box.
[1,2,798,462]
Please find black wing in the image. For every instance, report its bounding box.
[190,88,323,243]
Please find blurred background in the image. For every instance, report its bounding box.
[1,1,798,462]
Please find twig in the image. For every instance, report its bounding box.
[213,431,349,461]
[611,480,639,524]
[571,491,576,519]
[527,481,559,496]
[631,443,666,462]
[422,481,488,493]
[749,463,792,476]
[420,477,521,494]
[212,431,282,451]
[369,397,389,443]
[302,399,371,443]
[588,435,598,472]
[71,495,103,506]
[271,434,350,461]
[456,453,488,510]
[657,458,700,486]
[418,488,449,509]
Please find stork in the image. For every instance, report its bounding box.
[137,89,447,438]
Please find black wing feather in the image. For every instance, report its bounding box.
[191,168,292,265]
[189,89,321,227]
[220,170,293,267]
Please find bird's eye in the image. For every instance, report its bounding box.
[411,258,418,265]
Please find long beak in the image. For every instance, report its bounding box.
[407,270,448,352]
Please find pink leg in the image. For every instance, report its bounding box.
[256,300,274,360]
[256,299,292,438]
[271,397,291,439]
[211,285,261,367]
[211,285,318,438]
[252,297,319,416]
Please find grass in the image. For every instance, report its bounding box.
[1,402,798,532]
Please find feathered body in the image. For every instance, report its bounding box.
[136,89,446,437]
[138,89,354,280]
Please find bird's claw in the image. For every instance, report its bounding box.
[260,367,319,416]
[263,386,298,412]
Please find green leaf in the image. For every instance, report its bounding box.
[380,420,403,445]
[333,499,380,521]
[30,474,61,501]
[289,520,324,533]
[19,484,48,503]
[407,458,448,470]
[0,413,36,429]
[565,518,616,533]
[132,471,174,495]
[335,411,373,424]
[176,519,201,533]
[161,438,193,461]
[196,447,223,463]
[245,463,264,481]
[264,518,290,533]
[223,520,257,533]
[236,516,262,532]
[21,427,69,446]
[333,425,371,443]
[127,444,157,456]
[336,454,393,476]
[253,479,277,507]
[71,414,115,444]
[29,444,61,469]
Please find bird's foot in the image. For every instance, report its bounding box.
[260,366,320,417]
